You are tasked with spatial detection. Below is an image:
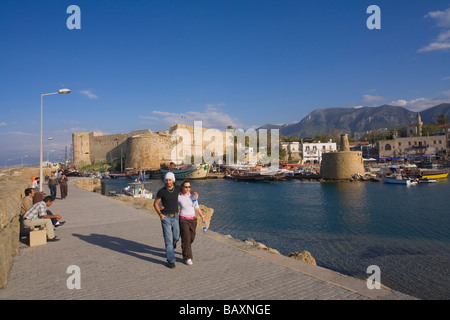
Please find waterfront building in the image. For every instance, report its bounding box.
[280,141,337,164]
[377,113,449,159]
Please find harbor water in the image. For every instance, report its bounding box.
[102,177,450,300]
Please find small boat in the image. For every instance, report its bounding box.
[123,181,153,198]
[224,167,278,182]
[161,164,210,180]
[420,171,449,179]
[382,175,417,186]
[108,173,128,179]
[418,178,437,183]
[225,172,272,182]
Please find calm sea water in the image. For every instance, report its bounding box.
[102,177,450,300]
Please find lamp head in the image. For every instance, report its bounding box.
[58,88,71,94]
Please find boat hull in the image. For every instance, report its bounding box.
[225,174,272,182]
[382,176,417,185]
[161,164,210,180]
[421,172,448,179]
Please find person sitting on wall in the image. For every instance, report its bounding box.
[22,196,63,242]
[20,188,35,237]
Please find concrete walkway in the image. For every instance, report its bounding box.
[0,178,415,301]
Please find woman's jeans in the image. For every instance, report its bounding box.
[161,215,180,263]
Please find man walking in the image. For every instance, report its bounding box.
[154,172,181,268]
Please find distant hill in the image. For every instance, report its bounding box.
[259,103,450,138]
[420,103,450,124]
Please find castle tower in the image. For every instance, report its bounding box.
[339,133,350,151]
[320,134,365,180]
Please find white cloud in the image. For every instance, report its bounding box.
[419,7,450,52]
[425,7,450,28]
[363,94,387,103]
[142,104,243,130]
[0,122,6,126]
[80,90,99,99]
[389,90,450,111]
[389,99,408,107]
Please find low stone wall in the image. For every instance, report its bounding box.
[0,167,49,288]
[75,178,101,192]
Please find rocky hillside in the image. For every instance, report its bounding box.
[260,103,450,138]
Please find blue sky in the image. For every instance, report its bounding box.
[1,0,450,166]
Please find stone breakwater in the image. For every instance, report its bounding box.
[75,178,317,266]
[0,167,52,288]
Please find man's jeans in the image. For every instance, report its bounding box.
[49,185,57,199]
[161,215,180,263]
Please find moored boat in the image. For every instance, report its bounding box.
[418,178,437,183]
[122,181,153,198]
[420,170,449,179]
[382,175,418,185]
[225,171,272,182]
[161,163,210,180]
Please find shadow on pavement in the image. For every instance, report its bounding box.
[73,233,170,266]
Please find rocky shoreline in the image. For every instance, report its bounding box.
[75,177,317,266]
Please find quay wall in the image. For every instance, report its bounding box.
[0,167,50,288]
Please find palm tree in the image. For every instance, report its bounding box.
[437,113,448,125]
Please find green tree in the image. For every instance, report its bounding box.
[437,113,448,125]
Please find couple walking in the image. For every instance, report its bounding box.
[153,172,206,268]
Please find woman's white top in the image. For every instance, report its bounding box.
[178,193,199,218]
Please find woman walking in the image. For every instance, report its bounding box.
[178,180,205,266]
[59,174,68,199]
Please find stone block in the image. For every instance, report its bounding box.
[29,228,47,247]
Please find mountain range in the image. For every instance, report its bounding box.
[259,103,450,138]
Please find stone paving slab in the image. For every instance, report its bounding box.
[0,178,415,301]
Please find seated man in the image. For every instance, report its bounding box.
[19,188,35,237]
[21,188,35,216]
[22,196,62,242]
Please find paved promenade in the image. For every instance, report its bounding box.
[0,178,415,301]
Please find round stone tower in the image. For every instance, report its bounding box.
[320,134,365,180]
[125,133,174,170]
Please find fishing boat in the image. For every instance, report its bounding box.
[382,175,417,186]
[108,173,128,179]
[161,164,210,180]
[420,170,449,179]
[225,171,272,182]
[418,178,437,183]
[122,181,153,198]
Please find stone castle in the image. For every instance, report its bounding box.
[72,124,229,171]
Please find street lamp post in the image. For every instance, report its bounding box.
[47,150,55,162]
[21,155,28,167]
[39,89,71,192]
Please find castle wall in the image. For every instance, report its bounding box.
[72,130,152,168]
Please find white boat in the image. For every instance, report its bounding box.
[382,175,417,186]
[123,182,153,198]
[161,164,210,180]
